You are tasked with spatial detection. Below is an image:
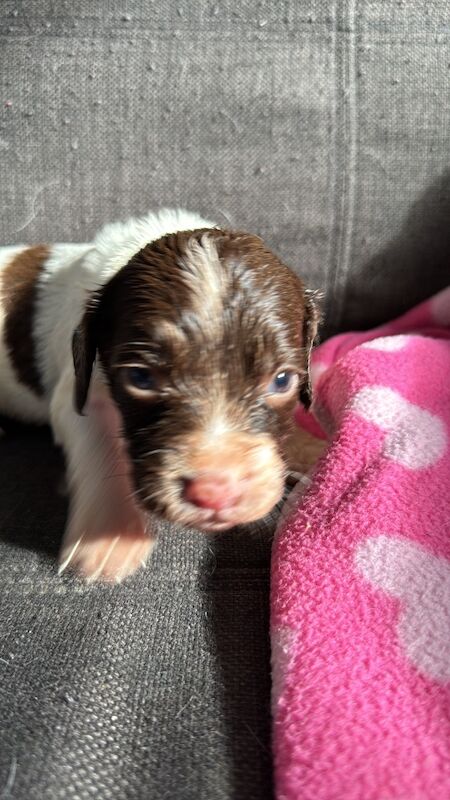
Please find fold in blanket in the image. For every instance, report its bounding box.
[271,287,450,800]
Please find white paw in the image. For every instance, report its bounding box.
[59,516,155,583]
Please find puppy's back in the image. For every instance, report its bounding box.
[0,245,50,422]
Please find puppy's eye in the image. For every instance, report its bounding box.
[266,370,296,395]
[123,366,157,394]
[264,370,299,406]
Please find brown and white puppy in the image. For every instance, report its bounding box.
[0,209,320,582]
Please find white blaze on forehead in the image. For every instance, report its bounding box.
[207,414,232,438]
[181,233,226,322]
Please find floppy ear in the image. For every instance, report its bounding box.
[72,304,98,415]
[298,290,320,410]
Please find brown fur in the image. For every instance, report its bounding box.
[73,228,319,529]
[2,245,49,395]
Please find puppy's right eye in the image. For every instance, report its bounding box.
[123,366,157,395]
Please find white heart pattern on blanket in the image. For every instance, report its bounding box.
[351,385,447,468]
[356,535,450,682]
[271,626,300,712]
[360,334,411,352]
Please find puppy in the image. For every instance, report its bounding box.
[0,209,320,582]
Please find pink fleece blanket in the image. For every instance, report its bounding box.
[271,287,450,800]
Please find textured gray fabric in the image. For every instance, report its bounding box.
[0,423,273,800]
[1,2,450,798]
[1,2,449,333]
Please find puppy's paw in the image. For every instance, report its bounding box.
[59,518,155,583]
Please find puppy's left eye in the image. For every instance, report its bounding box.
[123,366,157,395]
[266,370,297,395]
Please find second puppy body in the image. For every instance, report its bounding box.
[0,209,319,581]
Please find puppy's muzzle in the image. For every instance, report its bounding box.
[174,431,286,530]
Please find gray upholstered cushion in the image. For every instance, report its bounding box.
[1,2,449,797]
[0,422,273,799]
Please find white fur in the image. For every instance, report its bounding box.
[0,209,215,580]
[181,234,226,322]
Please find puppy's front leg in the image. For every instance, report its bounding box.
[51,370,155,582]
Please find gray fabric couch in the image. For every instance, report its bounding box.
[0,3,448,798]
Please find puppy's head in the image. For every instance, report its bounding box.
[73,228,318,530]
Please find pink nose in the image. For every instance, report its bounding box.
[183,473,243,512]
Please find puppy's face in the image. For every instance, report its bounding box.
[73,229,317,530]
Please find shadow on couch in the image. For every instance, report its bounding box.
[206,519,276,800]
[328,168,450,334]
[0,419,66,558]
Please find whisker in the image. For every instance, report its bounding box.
[136,449,168,459]
[127,487,145,504]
